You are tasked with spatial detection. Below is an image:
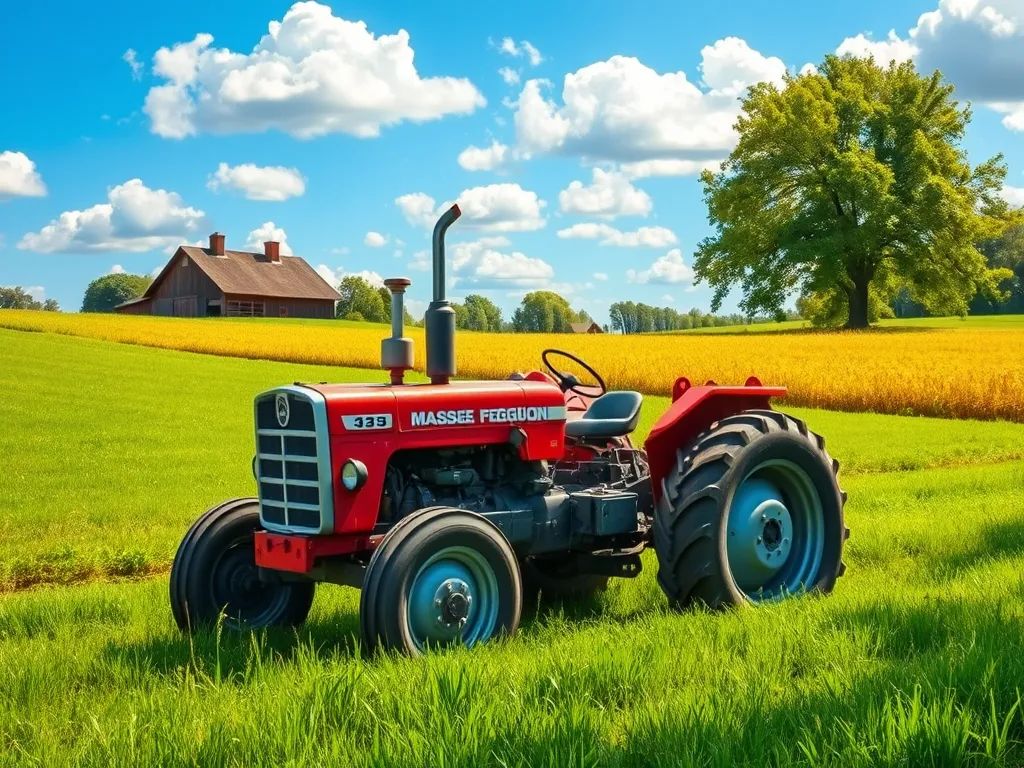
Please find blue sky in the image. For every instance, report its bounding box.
[1,0,1022,323]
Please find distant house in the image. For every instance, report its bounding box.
[570,321,604,334]
[114,232,341,318]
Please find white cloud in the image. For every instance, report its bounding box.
[110,264,126,274]
[556,222,677,247]
[0,151,47,198]
[593,272,608,281]
[144,2,485,140]
[558,168,652,218]
[837,1,1024,131]
[123,48,143,80]
[457,140,509,172]
[316,266,385,289]
[627,248,694,285]
[512,38,785,164]
[207,162,306,201]
[497,38,542,67]
[662,294,675,304]
[620,158,723,179]
[18,179,206,254]
[330,245,350,255]
[244,221,294,256]
[498,67,520,86]
[1001,185,1024,208]
[409,235,551,289]
[799,63,819,76]
[364,231,388,247]
[396,183,545,232]
[835,30,917,64]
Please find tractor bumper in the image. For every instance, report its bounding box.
[254,530,379,573]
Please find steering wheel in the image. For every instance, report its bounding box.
[541,348,607,396]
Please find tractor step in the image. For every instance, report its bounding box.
[575,548,644,578]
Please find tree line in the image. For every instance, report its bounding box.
[0,286,59,311]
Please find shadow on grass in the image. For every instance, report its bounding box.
[934,516,1024,577]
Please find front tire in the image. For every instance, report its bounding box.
[170,498,315,632]
[653,410,848,609]
[360,507,522,655]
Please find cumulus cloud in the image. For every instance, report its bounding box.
[207,162,306,201]
[497,38,543,67]
[18,179,206,253]
[620,158,723,179]
[0,151,47,198]
[498,67,520,86]
[244,221,294,256]
[837,1,1024,131]
[396,183,546,232]
[364,231,388,247]
[556,222,677,247]
[123,48,144,80]
[315,265,384,289]
[593,272,608,281]
[457,140,509,172]
[512,37,786,164]
[1001,184,1024,208]
[409,235,553,290]
[110,264,126,274]
[143,2,485,140]
[626,248,694,284]
[558,168,652,218]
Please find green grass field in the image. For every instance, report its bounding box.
[3,328,1024,765]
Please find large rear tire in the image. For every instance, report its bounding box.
[170,498,315,632]
[653,410,848,609]
[360,507,522,656]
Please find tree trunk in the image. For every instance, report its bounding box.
[845,278,870,329]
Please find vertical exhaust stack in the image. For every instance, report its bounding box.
[425,203,461,385]
[381,277,414,385]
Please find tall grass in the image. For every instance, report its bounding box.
[3,309,1024,420]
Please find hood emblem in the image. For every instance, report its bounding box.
[275,394,290,428]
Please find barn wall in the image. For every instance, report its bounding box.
[224,294,336,319]
[149,251,224,316]
[114,299,152,315]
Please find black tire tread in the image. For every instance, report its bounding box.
[653,409,847,610]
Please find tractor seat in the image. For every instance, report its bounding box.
[564,391,644,439]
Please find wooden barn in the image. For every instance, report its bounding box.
[114,233,341,318]
[570,321,604,334]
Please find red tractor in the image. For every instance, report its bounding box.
[170,205,848,655]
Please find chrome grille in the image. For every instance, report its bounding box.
[253,387,334,534]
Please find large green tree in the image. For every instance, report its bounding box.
[511,291,587,333]
[336,276,386,322]
[81,274,151,313]
[694,55,1011,329]
[0,286,59,311]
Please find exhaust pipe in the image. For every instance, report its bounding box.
[381,277,413,385]
[425,203,461,385]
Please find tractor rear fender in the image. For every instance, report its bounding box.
[645,376,787,506]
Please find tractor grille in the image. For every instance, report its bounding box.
[254,387,334,534]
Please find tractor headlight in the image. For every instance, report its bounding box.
[341,459,368,491]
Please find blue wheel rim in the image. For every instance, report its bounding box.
[726,459,825,602]
[407,546,499,651]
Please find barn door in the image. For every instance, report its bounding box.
[173,296,198,317]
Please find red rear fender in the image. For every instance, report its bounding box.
[646,378,787,505]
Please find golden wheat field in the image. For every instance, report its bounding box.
[2,309,1022,421]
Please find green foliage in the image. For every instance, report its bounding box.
[463,294,503,331]
[376,286,416,326]
[511,291,588,333]
[0,286,59,311]
[343,311,365,322]
[695,55,1011,329]
[335,276,386,323]
[973,213,1024,314]
[609,301,778,333]
[796,285,895,328]
[81,273,150,313]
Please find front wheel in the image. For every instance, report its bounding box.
[170,498,315,632]
[653,410,848,608]
[360,507,522,655]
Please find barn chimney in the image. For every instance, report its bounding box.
[209,232,226,256]
[264,241,281,263]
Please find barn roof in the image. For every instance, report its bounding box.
[570,321,602,333]
[142,246,341,302]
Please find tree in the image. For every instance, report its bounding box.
[463,294,503,332]
[972,212,1024,314]
[376,285,415,326]
[511,291,586,333]
[0,286,60,311]
[335,276,386,322]
[81,274,150,313]
[694,55,1011,329]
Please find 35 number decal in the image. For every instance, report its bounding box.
[342,414,393,430]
